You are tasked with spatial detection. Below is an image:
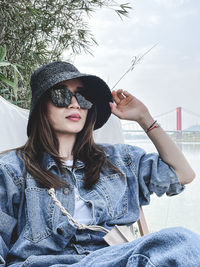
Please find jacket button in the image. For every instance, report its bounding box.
[57,228,63,235]
[63,188,69,195]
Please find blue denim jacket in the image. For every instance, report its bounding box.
[0,144,184,266]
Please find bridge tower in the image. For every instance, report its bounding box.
[176,107,182,131]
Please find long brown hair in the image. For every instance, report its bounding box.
[12,94,123,189]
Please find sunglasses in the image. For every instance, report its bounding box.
[50,85,93,109]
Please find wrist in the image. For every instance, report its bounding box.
[137,111,155,131]
[146,121,160,133]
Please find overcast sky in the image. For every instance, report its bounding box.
[67,0,200,129]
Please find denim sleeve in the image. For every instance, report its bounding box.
[0,164,18,266]
[127,145,185,206]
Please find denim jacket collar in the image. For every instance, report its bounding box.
[42,152,85,170]
[42,152,57,170]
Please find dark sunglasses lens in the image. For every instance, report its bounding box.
[51,87,71,107]
[75,93,93,109]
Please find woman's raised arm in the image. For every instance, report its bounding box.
[110,89,195,185]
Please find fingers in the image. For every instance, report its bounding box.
[117,89,125,100]
[112,90,121,104]
[109,102,122,118]
[112,89,125,103]
[123,90,132,97]
[112,89,132,104]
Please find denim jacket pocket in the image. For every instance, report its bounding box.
[23,187,54,243]
[95,174,128,219]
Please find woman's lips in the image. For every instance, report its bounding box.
[66,114,81,121]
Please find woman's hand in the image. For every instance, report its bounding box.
[110,89,150,124]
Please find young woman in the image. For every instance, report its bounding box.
[0,61,200,267]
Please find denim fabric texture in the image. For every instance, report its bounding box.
[1,143,199,266]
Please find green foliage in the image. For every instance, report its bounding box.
[0,46,24,104]
[0,0,131,109]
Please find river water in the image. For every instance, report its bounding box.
[125,140,200,235]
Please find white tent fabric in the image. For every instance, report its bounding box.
[93,114,124,144]
[0,96,124,152]
[0,96,29,152]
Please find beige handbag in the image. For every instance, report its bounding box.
[103,225,139,246]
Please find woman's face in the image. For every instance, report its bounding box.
[46,78,88,136]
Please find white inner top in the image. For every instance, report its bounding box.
[63,160,92,225]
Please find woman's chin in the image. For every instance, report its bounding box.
[55,127,84,135]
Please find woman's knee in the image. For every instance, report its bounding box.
[156,226,200,242]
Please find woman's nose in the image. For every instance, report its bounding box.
[68,96,80,109]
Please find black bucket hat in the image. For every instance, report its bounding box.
[27,61,113,136]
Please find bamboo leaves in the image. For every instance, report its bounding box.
[0,45,24,103]
[0,46,6,62]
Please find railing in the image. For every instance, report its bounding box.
[122,130,200,143]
